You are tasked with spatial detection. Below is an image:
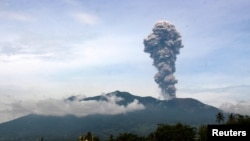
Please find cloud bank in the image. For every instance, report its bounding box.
[178,85,250,116]
[0,94,145,123]
[220,101,250,115]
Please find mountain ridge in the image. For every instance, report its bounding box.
[0,91,222,141]
[81,90,219,113]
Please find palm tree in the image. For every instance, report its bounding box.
[216,112,225,124]
[227,113,236,124]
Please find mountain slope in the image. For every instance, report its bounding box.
[82,90,220,119]
[0,91,222,141]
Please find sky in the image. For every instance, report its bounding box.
[0,0,250,123]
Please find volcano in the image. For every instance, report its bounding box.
[0,91,222,141]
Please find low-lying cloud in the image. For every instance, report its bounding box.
[178,85,250,116]
[0,94,145,123]
[220,101,250,115]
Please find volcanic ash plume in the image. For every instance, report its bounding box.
[143,21,183,100]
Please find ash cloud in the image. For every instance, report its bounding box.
[144,21,183,100]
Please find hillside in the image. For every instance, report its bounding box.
[0,91,222,141]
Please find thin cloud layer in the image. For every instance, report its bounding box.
[71,12,99,25]
[220,101,250,115]
[0,94,145,123]
[0,11,34,22]
[178,85,250,115]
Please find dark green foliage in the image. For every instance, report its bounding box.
[147,123,196,141]
[216,112,225,124]
[195,113,250,141]
[0,113,249,141]
[105,123,196,141]
[115,133,145,141]
[0,92,248,141]
[106,135,114,141]
[226,113,236,124]
[0,92,221,140]
[225,113,250,125]
[79,131,100,141]
[197,125,207,141]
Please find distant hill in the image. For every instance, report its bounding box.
[0,91,222,141]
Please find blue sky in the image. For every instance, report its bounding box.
[0,0,250,122]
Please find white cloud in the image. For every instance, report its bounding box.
[0,31,152,103]
[177,85,250,114]
[220,101,250,116]
[74,35,144,66]
[0,34,144,87]
[71,12,99,25]
[0,94,145,123]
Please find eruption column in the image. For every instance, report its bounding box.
[143,21,183,100]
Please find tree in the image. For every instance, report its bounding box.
[235,114,250,124]
[226,113,236,124]
[85,131,92,141]
[216,112,224,124]
[106,134,114,141]
[148,123,196,141]
[40,137,44,141]
[79,131,100,141]
[79,135,84,141]
[115,132,144,141]
[197,125,207,141]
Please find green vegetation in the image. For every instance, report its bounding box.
[0,93,223,141]
[215,112,225,124]
[78,112,250,141]
[79,123,196,141]
[0,112,249,141]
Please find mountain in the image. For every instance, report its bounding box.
[0,91,222,141]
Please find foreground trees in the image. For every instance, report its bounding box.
[216,112,225,124]
[79,131,100,141]
[80,113,249,141]
[226,113,250,125]
[196,112,250,141]
[105,123,196,141]
[147,123,196,141]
